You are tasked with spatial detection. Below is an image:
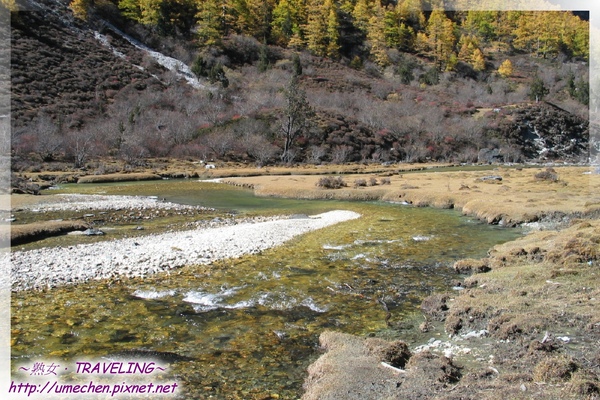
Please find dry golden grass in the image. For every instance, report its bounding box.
[227,166,600,225]
[77,173,162,183]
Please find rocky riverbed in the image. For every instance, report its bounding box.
[11,199,360,291]
[14,193,208,213]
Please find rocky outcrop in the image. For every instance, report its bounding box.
[498,102,589,162]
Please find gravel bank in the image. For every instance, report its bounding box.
[16,193,209,212]
[11,210,360,291]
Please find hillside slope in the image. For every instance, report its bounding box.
[10,0,590,169]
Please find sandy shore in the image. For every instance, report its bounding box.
[11,206,360,291]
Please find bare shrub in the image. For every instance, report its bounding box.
[331,145,352,163]
[200,129,237,159]
[380,177,391,185]
[242,134,279,166]
[316,176,347,189]
[534,167,559,182]
[368,177,378,186]
[64,128,98,168]
[29,114,64,161]
[353,178,367,188]
[307,145,328,164]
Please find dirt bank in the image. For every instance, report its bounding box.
[303,219,600,399]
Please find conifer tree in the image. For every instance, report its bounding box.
[196,0,223,45]
[324,0,340,58]
[457,34,479,62]
[305,0,327,55]
[414,31,429,54]
[271,0,294,44]
[396,0,425,32]
[292,52,303,76]
[139,0,162,26]
[229,0,254,33]
[272,0,306,46]
[471,48,485,71]
[119,0,143,22]
[0,0,17,11]
[513,11,560,59]
[426,9,456,70]
[463,11,497,42]
[352,0,372,34]
[529,75,549,103]
[383,7,400,48]
[498,59,513,78]
[70,0,91,20]
[305,0,338,57]
[398,22,415,52]
[245,0,276,40]
[279,76,313,163]
[288,27,305,49]
[367,1,389,66]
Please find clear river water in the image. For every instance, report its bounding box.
[11,180,522,399]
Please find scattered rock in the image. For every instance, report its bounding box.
[478,175,503,182]
[83,228,104,236]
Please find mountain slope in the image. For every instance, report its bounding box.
[10,0,590,167]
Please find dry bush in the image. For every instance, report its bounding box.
[566,370,600,396]
[534,167,559,182]
[353,178,367,188]
[405,351,461,385]
[546,236,599,265]
[316,176,347,189]
[486,313,545,340]
[445,314,463,335]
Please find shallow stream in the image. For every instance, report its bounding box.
[11,181,522,399]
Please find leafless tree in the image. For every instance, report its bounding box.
[307,145,327,164]
[201,129,236,159]
[331,145,352,163]
[31,114,63,161]
[65,127,97,168]
[243,134,279,166]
